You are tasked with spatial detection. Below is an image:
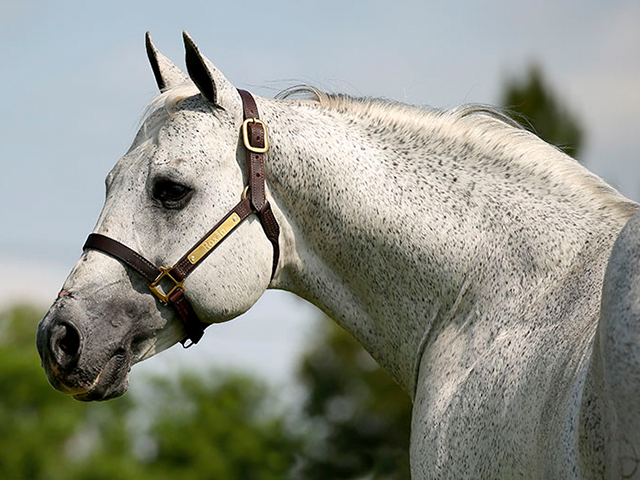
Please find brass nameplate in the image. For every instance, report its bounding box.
[188,213,241,264]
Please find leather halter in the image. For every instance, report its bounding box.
[83,90,280,347]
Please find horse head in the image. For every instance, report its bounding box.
[36,32,277,401]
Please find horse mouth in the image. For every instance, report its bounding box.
[72,350,130,402]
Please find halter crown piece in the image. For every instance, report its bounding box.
[83,90,280,347]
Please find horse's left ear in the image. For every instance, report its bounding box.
[183,31,238,109]
[146,32,188,91]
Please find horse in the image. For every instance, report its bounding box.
[36,31,640,479]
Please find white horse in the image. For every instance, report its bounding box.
[37,32,640,479]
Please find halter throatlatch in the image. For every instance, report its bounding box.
[83,89,280,347]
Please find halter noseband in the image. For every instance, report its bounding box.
[82,90,280,347]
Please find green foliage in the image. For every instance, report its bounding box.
[0,304,97,480]
[500,64,584,159]
[142,374,299,480]
[296,321,413,480]
[0,305,299,480]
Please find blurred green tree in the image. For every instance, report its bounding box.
[500,63,584,159]
[295,321,412,480]
[0,304,106,480]
[0,305,299,480]
[139,373,300,480]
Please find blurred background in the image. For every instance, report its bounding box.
[1,1,639,478]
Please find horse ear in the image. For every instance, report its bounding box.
[183,30,237,109]
[145,31,188,92]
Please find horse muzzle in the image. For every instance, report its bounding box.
[36,295,131,401]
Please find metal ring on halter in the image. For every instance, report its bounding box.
[242,185,269,203]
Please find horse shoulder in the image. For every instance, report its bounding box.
[594,210,640,478]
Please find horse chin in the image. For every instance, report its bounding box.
[72,351,131,402]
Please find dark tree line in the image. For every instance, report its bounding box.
[501,63,584,159]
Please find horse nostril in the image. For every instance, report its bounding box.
[59,325,79,354]
[51,322,82,367]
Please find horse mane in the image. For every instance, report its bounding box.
[277,84,524,128]
[145,84,638,220]
[278,86,638,220]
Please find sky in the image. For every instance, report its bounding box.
[1,0,639,386]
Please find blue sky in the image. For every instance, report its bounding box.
[1,0,639,383]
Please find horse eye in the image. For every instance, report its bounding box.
[152,179,192,207]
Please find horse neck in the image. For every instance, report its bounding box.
[258,96,637,395]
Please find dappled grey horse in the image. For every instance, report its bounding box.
[37,32,640,478]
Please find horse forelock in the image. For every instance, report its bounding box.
[133,84,205,146]
[143,83,201,118]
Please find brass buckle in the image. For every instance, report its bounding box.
[242,118,269,154]
[148,267,184,304]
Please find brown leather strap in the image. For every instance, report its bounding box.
[83,234,206,346]
[238,89,267,212]
[168,288,205,346]
[237,89,280,278]
[84,234,160,282]
[258,202,280,277]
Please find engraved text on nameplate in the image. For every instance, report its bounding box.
[188,213,241,264]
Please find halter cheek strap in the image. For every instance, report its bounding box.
[83,89,280,347]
